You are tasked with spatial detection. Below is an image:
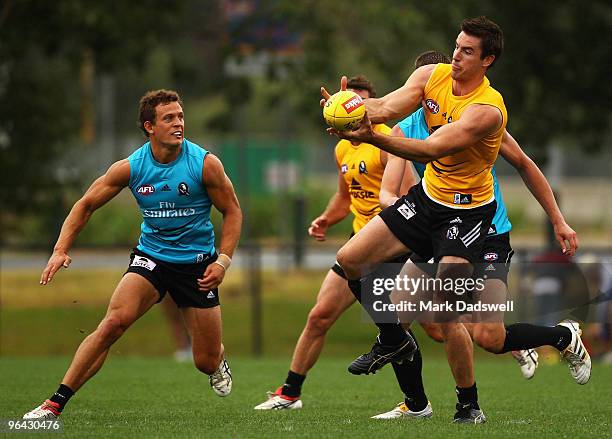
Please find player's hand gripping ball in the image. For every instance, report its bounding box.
[323,90,366,131]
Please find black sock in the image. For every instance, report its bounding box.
[281,370,306,397]
[347,279,407,345]
[501,323,572,353]
[49,384,74,411]
[456,383,479,409]
[391,329,428,412]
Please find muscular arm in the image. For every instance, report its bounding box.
[365,65,434,123]
[309,155,351,241]
[41,159,130,284]
[202,154,242,258]
[500,131,578,255]
[379,125,415,209]
[198,153,243,291]
[339,104,502,162]
[322,171,352,225]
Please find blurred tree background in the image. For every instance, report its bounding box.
[1,0,611,247]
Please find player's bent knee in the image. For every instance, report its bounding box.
[96,315,128,345]
[336,247,359,280]
[305,308,335,337]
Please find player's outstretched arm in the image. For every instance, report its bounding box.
[365,65,434,123]
[40,160,130,285]
[320,66,433,124]
[500,130,578,255]
[198,153,242,291]
[331,104,501,162]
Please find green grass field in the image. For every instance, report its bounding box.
[2,267,611,437]
[1,357,610,438]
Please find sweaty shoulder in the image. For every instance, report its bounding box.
[462,103,504,136]
[106,159,131,187]
[470,84,507,132]
[410,64,436,84]
[202,153,225,186]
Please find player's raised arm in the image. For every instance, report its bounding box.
[40,159,130,285]
[499,130,578,255]
[320,65,433,124]
[364,65,434,123]
[198,153,242,291]
[331,103,501,162]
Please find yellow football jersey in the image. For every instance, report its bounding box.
[335,123,391,232]
[422,63,507,208]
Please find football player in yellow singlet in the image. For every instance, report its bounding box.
[324,16,589,423]
[254,75,415,410]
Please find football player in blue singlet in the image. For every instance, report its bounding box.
[24,90,242,420]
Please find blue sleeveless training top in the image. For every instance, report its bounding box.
[128,138,215,263]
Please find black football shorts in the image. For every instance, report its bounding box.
[379,182,496,264]
[125,248,220,308]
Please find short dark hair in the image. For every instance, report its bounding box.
[415,50,451,68]
[461,16,504,68]
[347,75,376,98]
[138,89,183,137]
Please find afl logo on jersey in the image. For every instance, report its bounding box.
[137,184,155,196]
[359,160,368,174]
[425,99,440,114]
[178,182,190,196]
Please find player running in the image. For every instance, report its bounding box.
[254,75,415,410]
[23,90,242,420]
